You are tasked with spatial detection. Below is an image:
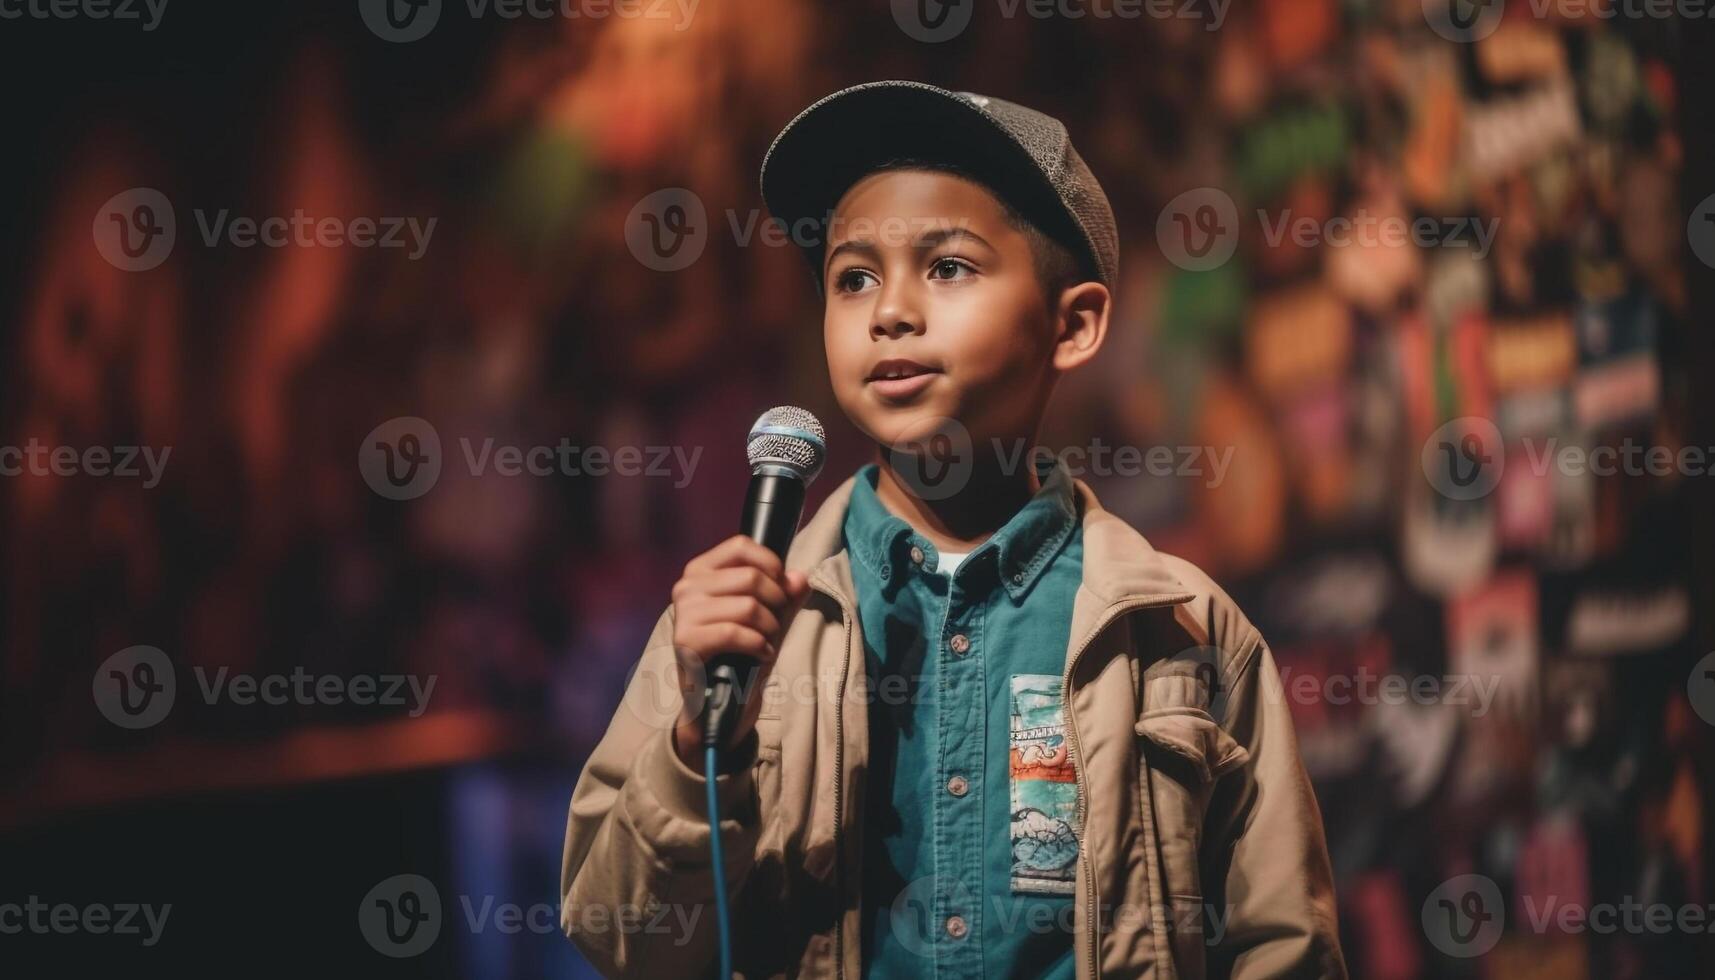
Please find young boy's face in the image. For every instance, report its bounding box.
[821,169,1064,455]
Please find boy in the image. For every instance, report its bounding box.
[561,81,1346,979]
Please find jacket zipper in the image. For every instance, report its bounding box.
[1061,593,1195,980]
[813,581,856,980]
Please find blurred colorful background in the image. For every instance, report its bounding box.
[1,0,1712,976]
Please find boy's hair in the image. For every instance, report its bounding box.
[864,157,1089,301]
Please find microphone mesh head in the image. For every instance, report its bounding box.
[746,406,826,483]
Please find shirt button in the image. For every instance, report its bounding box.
[945,915,968,939]
[1011,572,1024,585]
[947,775,969,797]
[949,634,970,655]
[909,545,925,565]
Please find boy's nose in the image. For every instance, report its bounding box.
[870,283,924,339]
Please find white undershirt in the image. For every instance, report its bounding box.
[937,551,971,577]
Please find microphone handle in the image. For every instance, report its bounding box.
[702,472,806,751]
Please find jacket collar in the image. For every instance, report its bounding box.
[790,467,1194,613]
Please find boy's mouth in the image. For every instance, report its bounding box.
[866,359,942,400]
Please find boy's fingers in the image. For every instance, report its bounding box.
[784,570,811,604]
[681,535,747,575]
[696,566,789,607]
[687,595,782,641]
[681,623,775,662]
[687,535,783,579]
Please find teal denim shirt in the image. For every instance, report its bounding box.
[845,459,1083,979]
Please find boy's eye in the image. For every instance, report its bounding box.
[833,268,877,293]
[929,257,974,281]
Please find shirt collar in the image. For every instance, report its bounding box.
[842,457,1079,601]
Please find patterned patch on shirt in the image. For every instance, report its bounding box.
[1010,674,1079,895]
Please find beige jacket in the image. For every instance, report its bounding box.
[560,474,1347,979]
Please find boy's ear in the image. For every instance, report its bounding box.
[1051,280,1111,373]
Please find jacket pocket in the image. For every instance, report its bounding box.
[1135,707,1249,980]
[1135,707,1249,786]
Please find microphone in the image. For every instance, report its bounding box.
[701,406,827,753]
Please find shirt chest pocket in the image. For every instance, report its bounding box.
[1009,673,1081,897]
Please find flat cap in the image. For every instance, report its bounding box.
[760,80,1118,290]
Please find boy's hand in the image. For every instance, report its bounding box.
[668,534,812,769]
